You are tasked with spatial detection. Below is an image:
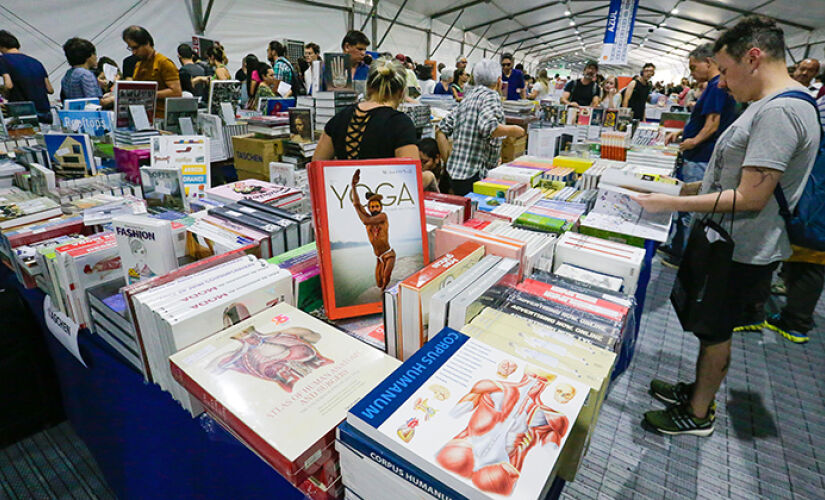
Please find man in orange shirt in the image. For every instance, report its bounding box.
[122,26,181,118]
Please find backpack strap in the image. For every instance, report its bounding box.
[767,90,822,219]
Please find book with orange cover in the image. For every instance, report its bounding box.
[308,158,429,319]
[434,224,525,278]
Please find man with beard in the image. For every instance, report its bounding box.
[351,169,395,289]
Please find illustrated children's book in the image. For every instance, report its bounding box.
[308,158,429,319]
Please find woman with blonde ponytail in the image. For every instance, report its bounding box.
[313,57,418,161]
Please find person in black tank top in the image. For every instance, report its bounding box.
[623,63,656,120]
[313,57,418,162]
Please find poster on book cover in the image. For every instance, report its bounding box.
[601,0,639,65]
[150,136,210,203]
[315,160,428,318]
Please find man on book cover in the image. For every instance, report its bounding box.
[212,325,333,393]
[351,169,395,290]
[435,366,570,496]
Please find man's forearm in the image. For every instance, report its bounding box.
[691,114,720,145]
[670,189,743,213]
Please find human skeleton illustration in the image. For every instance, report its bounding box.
[213,325,333,392]
[435,367,571,496]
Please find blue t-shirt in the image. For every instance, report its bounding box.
[61,67,102,100]
[433,82,451,95]
[682,75,738,162]
[353,61,369,81]
[2,53,50,116]
[502,68,525,101]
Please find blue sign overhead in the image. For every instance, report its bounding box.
[601,0,639,65]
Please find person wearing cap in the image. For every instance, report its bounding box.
[561,60,601,107]
[396,53,420,95]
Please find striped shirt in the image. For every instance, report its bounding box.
[61,67,102,100]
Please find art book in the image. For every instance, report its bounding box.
[348,328,588,500]
[288,108,313,143]
[114,81,158,129]
[150,136,210,202]
[207,80,242,119]
[64,98,100,110]
[169,302,400,482]
[57,109,114,138]
[140,166,188,213]
[308,158,429,319]
[112,215,178,285]
[164,97,199,134]
[322,53,353,92]
[205,179,301,205]
[43,133,96,177]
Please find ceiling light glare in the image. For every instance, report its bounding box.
[564,9,571,16]
[569,20,575,25]
[672,8,679,14]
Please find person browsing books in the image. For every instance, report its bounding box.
[122,26,181,118]
[418,137,448,193]
[342,30,371,82]
[251,63,277,110]
[0,30,54,122]
[61,38,114,107]
[633,16,820,437]
[176,43,207,101]
[622,62,655,120]
[436,58,526,195]
[600,76,622,108]
[266,41,295,97]
[561,60,601,107]
[451,68,468,101]
[312,57,418,162]
[434,68,453,95]
[304,43,321,94]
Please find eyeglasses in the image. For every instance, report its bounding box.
[126,44,140,53]
[502,63,512,67]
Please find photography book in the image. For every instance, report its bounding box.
[43,133,96,177]
[207,80,242,120]
[164,97,199,134]
[322,53,353,92]
[150,136,211,202]
[113,81,158,129]
[140,166,188,213]
[308,158,429,319]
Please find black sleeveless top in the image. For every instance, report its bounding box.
[626,77,652,120]
[324,104,417,160]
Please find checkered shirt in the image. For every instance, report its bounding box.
[438,85,504,181]
[273,57,294,83]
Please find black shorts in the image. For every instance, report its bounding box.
[692,261,779,344]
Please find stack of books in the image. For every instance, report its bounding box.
[205,179,304,212]
[112,128,160,146]
[314,91,357,128]
[296,96,315,128]
[246,114,290,137]
[472,177,529,202]
[625,147,679,173]
[282,140,316,169]
[267,242,321,313]
[86,277,141,371]
[0,187,62,229]
[206,199,312,257]
[130,255,293,414]
[423,198,464,228]
[553,231,645,295]
[169,303,400,494]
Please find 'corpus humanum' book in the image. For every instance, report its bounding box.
[308,158,429,319]
[348,328,588,500]
[169,302,400,482]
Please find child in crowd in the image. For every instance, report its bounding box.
[418,137,449,193]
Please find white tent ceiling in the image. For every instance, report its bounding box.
[2,0,825,94]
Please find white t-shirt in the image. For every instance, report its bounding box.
[532,81,552,100]
[601,93,622,108]
[420,79,436,95]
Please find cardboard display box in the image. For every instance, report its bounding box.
[231,135,284,176]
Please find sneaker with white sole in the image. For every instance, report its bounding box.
[643,401,715,437]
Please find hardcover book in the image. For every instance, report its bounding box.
[150,136,211,202]
[288,108,314,143]
[207,80,242,119]
[43,133,96,177]
[114,81,158,129]
[322,53,353,92]
[164,97,199,134]
[57,110,114,138]
[206,179,301,205]
[169,303,400,481]
[308,158,429,319]
[348,328,588,500]
[112,215,178,285]
[140,166,188,213]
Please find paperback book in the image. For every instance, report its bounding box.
[140,166,189,213]
[57,110,114,138]
[308,158,429,319]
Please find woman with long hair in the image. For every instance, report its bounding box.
[528,68,552,100]
[601,76,622,108]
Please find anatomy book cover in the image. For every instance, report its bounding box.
[308,159,429,319]
[349,328,588,500]
[169,302,399,472]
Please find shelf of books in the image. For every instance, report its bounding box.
[1,93,682,499]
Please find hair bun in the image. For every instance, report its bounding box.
[378,65,392,77]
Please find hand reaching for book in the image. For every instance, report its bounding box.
[331,56,347,88]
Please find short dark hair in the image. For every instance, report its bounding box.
[306,42,320,55]
[418,137,439,159]
[642,62,656,73]
[515,63,524,71]
[122,26,153,47]
[269,41,285,57]
[713,15,785,61]
[585,60,599,70]
[177,43,194,59]
[63,38,96,66]
[0,30,20,50]
[95,56,118,77]
[341,30,370,50]
[501,52,514,62]
[453,68,465,83]
[689,43,715,61]
[206,44,225,62]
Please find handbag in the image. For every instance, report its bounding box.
[670,190,736,333]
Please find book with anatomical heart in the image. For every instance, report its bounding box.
[347,328,588,500]
[322,53,353,92]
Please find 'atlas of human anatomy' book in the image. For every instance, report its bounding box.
[170,302,399,483]
[347,328,588,500]
[308,158,429,319]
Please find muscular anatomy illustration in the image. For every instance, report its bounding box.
[351,169,395,290]
[435,368,570,496]
[213,326,333,392]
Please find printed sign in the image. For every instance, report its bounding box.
[601,0,639,65]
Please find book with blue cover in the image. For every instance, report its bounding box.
[64,98,100,110]
[347,328,588,499]
[43,132,96,177]
[57,109,114,138]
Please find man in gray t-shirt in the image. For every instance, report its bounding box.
[632,16,819,437]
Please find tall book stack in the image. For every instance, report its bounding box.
[0,187,62,229]
[129,255,294,414]
[313,91,357,128]
[341,327,589,499]
[282,141,316,170]
[205,179,304,212]
[169,303,400,493]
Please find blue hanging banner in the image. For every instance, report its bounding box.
[601,0,639,65]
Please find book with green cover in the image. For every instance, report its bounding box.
[577,216,646,248]
[514,212,572,234]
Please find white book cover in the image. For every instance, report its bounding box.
[113,215,178,285]
[169,303,400,467]
[348,329,588,500]
[150,136,211,202]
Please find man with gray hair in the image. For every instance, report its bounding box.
[436,59,525,195]
[659,43,738,268]
[455,55,468,71]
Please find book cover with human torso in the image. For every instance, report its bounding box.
[309,159,429,319]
